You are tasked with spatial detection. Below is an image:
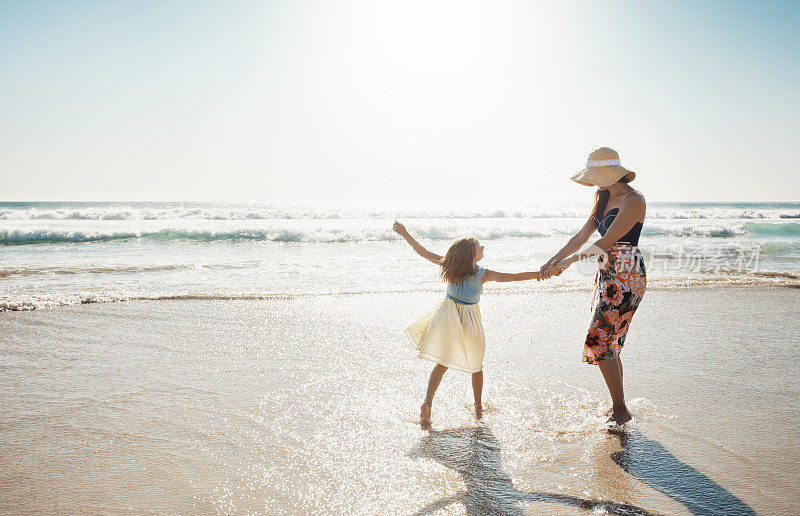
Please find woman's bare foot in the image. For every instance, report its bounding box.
[475,404,483,420]
[607,406,632,425]
[420,403,432,428]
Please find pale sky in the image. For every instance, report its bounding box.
[1,0,799,203]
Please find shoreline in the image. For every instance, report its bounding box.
[2,277,799,313]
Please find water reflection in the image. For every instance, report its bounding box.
[408,426,655,515]
[610,429,755,516]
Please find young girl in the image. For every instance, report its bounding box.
[393,221,548,427]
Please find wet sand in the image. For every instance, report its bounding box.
[1,286,798,514]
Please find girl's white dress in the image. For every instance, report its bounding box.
[405,266,486,373]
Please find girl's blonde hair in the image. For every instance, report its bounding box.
[440,237,478,284]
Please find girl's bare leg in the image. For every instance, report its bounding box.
[598,358,632,424]
[421,364,448,426]
[471,370,484,418]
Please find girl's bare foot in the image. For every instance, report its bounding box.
[607,407,632,425]
[420,403,432,428]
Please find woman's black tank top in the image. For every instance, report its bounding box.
[594,207,643,245]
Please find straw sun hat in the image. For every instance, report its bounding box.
[570,147,636,187]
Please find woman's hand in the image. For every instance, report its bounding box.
[550,255,578,276]
[539,256,560,279]
[553,259,571,274]
[539,218,596,279]
[392,220,408,237]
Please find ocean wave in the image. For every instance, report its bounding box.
[641,222,800,238]
[758,241,800,256]
[0,291,301,311]
[743,222,800,237]
[3,203,800,221]
[2,222,799,245]
[0,207,547,221]
[1,291,133,311]
[0,227,562,245]
[642,226,747,238]
[0,264,190,278]
[0,228,299,245]
[0,262,259,278]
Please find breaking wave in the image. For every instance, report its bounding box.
[2,202,800,222]
[2,221,798,245]
[0,227,561,245]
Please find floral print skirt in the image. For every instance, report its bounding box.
[583,243,646,364]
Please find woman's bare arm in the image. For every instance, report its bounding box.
[540,217,596,278]
[393,221,442,265]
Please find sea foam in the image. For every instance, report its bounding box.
[3,222,798,245]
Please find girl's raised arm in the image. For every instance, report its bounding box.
[393,221,442,265]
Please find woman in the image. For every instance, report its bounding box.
[541,147,647,425]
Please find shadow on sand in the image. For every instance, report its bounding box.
[611,429,755,515]
[408,426,654,515]
[409,425,754,515]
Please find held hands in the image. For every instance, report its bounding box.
[539,256,570,280]
[553,260,571,274]
[540,245,609,278]
[539,257,556,279]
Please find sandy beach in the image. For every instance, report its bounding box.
[2,285,798,514]
[4,0,800,512]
